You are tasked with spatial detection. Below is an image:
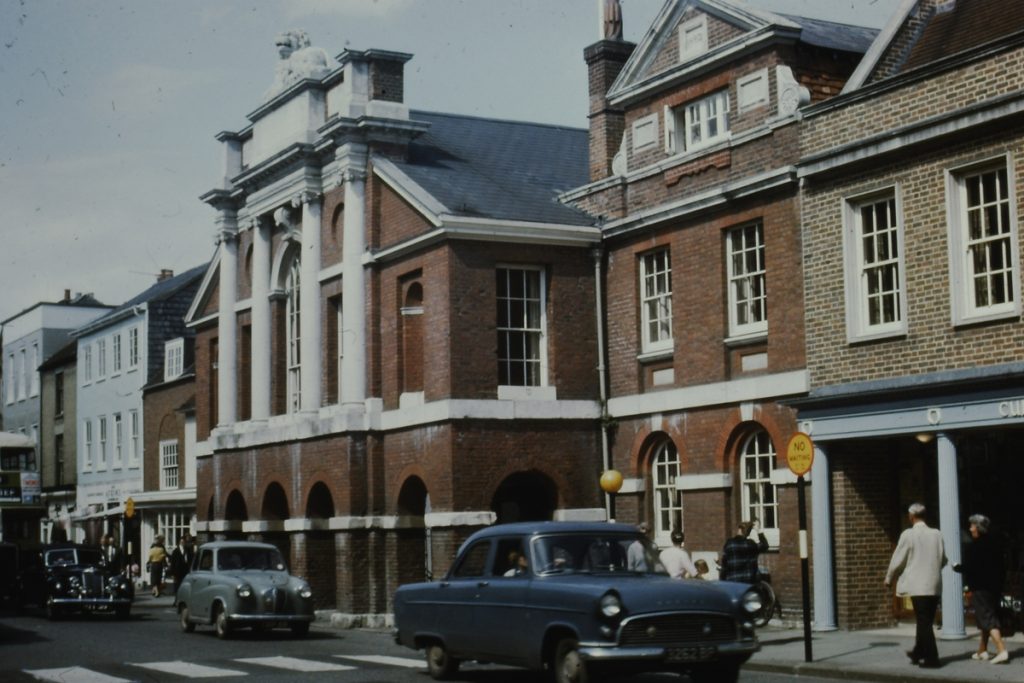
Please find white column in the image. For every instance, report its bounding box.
[936,433,965,638]
[250,215,271,421]
[216,220,238,427]
[296,191,323,413]
[339,151,367,408]
[810,443,837,630]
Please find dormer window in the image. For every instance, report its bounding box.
[678,16,708,62]
[164,338,184,381]
[665,89,729,155]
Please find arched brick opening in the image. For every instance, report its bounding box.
[491,470,557,523]
[396,476,429,585]
[260,482,290,560]
[224,490,247,541]
[304,481,336,610]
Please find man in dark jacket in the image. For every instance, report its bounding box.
[170,534,195,595]
[720,520,769,584]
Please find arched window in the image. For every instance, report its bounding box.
[285,255,301,413]
[651,439,681,547]
[740,429,779,545]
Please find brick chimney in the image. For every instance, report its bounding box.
[585,38,635,182]
[158,269,174,282]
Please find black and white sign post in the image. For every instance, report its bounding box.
[786,432,814,663]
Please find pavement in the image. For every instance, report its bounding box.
[135,593,1023,682]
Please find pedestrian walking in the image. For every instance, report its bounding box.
[101,533,123,573]
[954,513,1009,664]
[170,533,195,595]
[885,502,947,670]
[720,520,768,584]
[147,535,168,597]
[659,529,697,579]
[627,523,650,572]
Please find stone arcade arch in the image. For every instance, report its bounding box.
[396,476,429,583]
[224,490,248,540]
[491,470,557,524]
[260,482,291,560]
[304,482,336,609]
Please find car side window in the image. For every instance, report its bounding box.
[451,541,490,578]
[494,538,529,577]
[198,549,213,571]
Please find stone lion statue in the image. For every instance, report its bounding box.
[263,29,337,101]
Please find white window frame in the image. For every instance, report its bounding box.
[726,222,768,339]
[665,89,730,155]
[651,440,682,548]
[30,342,39,397]
[128,326,140,370]
[83,419,93,471]
[678,15,708,62]
[164,338,184,381]
[129,409,140,468]
[160,439,179,490]
[83,344,93,383]
[946,155,1021,325]
[739,430,780,548]
[335,299,344,398]
[286,256,302,414]
[96,416,107,470]
[96,338,106,378]
[17,348,26,400]
[113,413,123,467]
[5,353,13,404]
[112,333,122,374]
[843,187,907,341]
[632,113,659,152]
[496,265,548,388]
[639,249,673,354]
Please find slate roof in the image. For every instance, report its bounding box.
[901,0,1024,72]
[38,337,77,371]
[391,111,594,227]
[779,13,879,54]
[82,264,208,333]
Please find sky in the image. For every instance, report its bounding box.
[0,0,897,325]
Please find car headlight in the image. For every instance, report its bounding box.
[236,584,253,598]
[599,592,622,618]
[298,584,312,599]
[742,589,763,614]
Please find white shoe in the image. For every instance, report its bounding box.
[990,650,1009,664]
[972,651,990,661]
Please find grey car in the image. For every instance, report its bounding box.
[176,541,314,638]
[394,522,762,683]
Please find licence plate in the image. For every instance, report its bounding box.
[84,604,113,611]
[664,646,716,662]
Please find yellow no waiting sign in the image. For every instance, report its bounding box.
[786,432,814,477]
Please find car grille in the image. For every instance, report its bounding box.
[261,587,286,613]
[81,572,104,597]
[618,613,736,647]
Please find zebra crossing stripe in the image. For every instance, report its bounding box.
[334,654,425,668]
[24,667,132,683]
[130,661,247,677]
[234,656,355,672]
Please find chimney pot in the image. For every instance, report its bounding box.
[158,269,174,282]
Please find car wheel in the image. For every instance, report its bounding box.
[553,637,591,683]
[290,621,310,637]
[179,604,195,633]
[425,642,460,680]
[214,605,232,639]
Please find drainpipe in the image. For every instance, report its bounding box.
[591,247,612,520]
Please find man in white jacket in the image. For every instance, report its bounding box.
[885,503,947,669]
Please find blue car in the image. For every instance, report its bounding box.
[394,522,762,683]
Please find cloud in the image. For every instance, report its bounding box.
[282,0,415,21]
[97,62,227,118]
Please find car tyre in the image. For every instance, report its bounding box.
[553,637,593,683]
[214,605,232,639]
[179,604,195,633]
[425,642,460,680]
[290,621,310,637]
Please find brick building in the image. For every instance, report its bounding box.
[187,42,604,618]
[796,0,1024,631]
[562,0,874,622]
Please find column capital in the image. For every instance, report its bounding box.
[341,168,367,184]
[291,189,323,208]
[216,228,239,245]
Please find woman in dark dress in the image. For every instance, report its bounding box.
[955,514,1009,664]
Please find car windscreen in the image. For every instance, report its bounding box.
[532,533,666,576]
[217,547,287,571]
[45,548,103,567]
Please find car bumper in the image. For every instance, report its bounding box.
[50,597,132,608]
[578,639,760,663]
[227,613,314,623]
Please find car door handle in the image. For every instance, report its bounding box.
[477,581,489,588]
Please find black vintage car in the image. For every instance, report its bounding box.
[18,543,133,619]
